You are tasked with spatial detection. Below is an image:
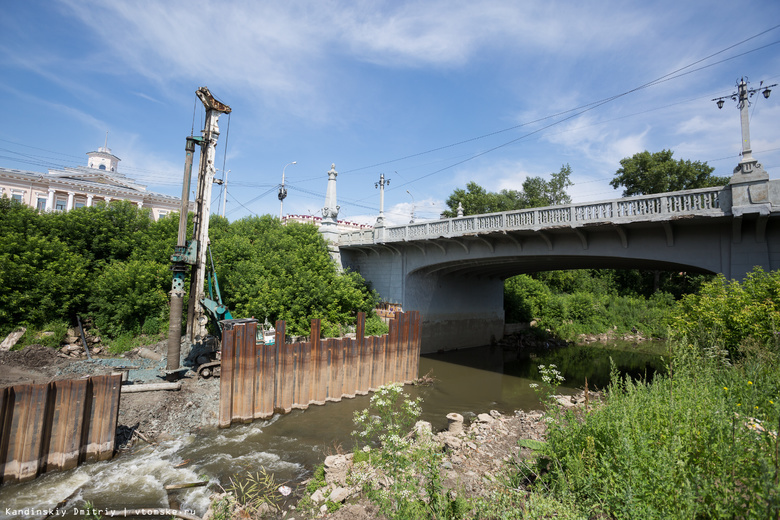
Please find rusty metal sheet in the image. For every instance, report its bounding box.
[217,313,422,428]
[0,374,120,485]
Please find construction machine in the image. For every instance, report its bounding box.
[166,87,232,378]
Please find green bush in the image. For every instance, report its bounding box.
[364,314,389,336]
[669,268,780,356]
[15,321,69,350]
[90,259,170,338]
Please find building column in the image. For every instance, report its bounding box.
[137,200,144,208]
[47,188,56,212]
[104,196,112,205]
[66,192,75,211]
[86,194,94,207]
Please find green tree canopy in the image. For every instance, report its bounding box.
[610,149,728,196]
[442,164,573,217]
[0,197,378,339]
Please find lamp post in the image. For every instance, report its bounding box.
[375,173,389,226]
[712,77,775,176]
[220,169,230,218]
[279,161,296,221]
[406,190,416,223]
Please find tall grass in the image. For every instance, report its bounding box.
[536,340,780,519]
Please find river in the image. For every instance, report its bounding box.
[0,340,665,519]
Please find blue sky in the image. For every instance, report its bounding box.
[1,1,779,226]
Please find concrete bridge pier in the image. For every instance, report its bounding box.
[405,270,504,353]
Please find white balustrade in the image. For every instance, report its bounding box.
[338,186,728,246]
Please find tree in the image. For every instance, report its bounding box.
[610,149,728,196]
[442,164,573,217]
[522,164,573,207]
[442,182,524,217]
[212,216,378,336]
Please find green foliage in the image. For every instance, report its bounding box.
[0,198,378,340]
[351,384,468,519]
[306,464,327,494]
[522,163,573,207]
[89,259,170,338]
[15,321,69,350]
[442,181,524,217]
[529,364,565,407]
[441,164,572,217]
[0,231,88,329]
[610,149,728,196]
[517,438,547,451]
[325,500,342,513]
[669,268,780,356]
[364,314,390,336]
[104,333,151,355]
[504,274,675,339]
[213,216,379,337]
[530,336,780,519]
[228,469,283,515]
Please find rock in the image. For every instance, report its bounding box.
[446,412,464,435]
[310,488,326,504]
[489,410,501,418]
[324,454,348,486]
[554,395,577,407]
[477,413,494,424]
[329,486,353,503]
[439,433,462,451]
[0,327,26,351]
[414,420,432,439]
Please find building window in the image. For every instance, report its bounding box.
[99,164,106,170]
[75,202,86,209]
[12,194,23,203]
[55,200,66,211]
[37,197,47,210]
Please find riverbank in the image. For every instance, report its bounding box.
[202,390,595,520]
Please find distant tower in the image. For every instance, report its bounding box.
[87,132,121,172]
[320,163,341,245]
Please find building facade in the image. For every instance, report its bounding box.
[0,145,185,220]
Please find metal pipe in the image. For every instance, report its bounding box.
[167,137,197,371]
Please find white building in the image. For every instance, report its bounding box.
[0,144,185,220]
[282,214,374,233]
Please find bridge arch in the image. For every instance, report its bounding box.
[339,184,780,352]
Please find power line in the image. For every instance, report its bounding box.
[339,26,780,183]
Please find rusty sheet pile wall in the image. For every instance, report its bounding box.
[219,312,421,428]
[0,374,121,484]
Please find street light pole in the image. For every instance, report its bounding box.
[220,169,230,218]
[713,77,775,177]
[375,173,389,226]
[279,161,297,221]
[406,190,416,223]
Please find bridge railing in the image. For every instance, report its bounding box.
[338,186,726,245]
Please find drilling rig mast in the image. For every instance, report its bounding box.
[167,87,231,371]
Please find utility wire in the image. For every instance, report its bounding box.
[340,25,780,178]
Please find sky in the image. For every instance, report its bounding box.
[1,1,779,227]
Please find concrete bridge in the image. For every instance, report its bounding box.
[331,171,780,352]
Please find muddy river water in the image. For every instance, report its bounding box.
[0,341,665,519]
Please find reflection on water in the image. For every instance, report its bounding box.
[0,340,665,519]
